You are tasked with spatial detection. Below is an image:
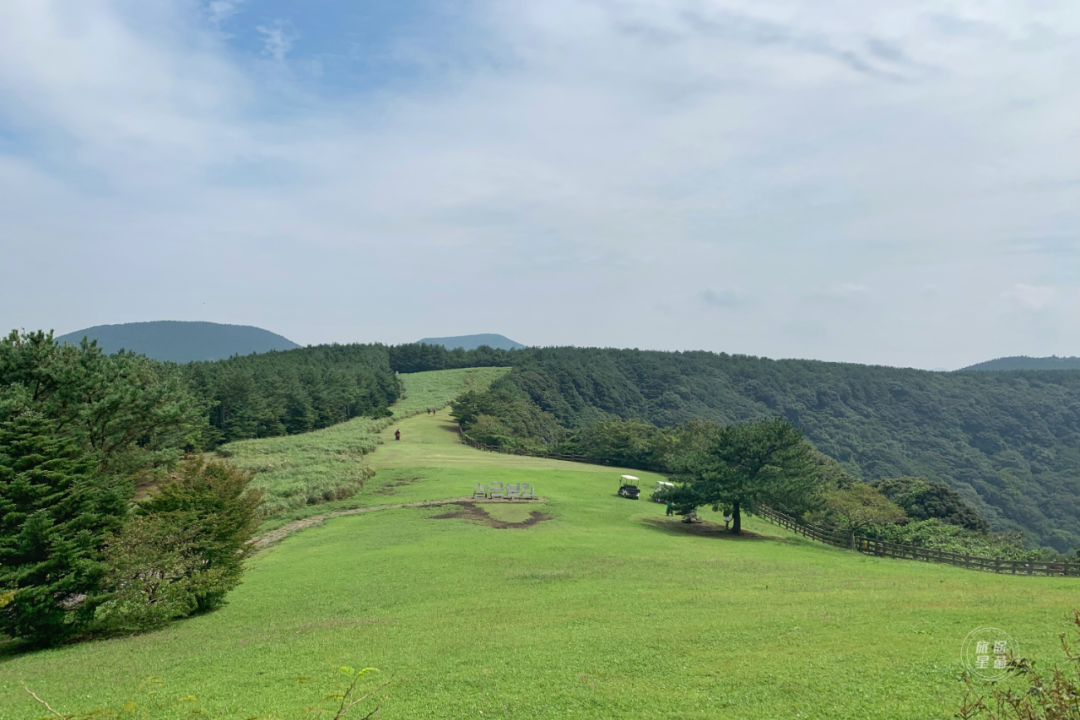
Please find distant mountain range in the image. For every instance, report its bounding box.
[417,333,526,351]
[55,321,300,363]
[960,356,1080,372]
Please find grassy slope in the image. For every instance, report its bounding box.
[224,367,509,516]
[1,370,1076,719]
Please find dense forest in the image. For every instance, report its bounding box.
[183,343,400,446]
[444,347,1080,553]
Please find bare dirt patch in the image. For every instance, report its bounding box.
[642,516,785,541]
[429,502,552,529]
[374,475,424,496]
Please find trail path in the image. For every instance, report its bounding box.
[250,405,577,550]
[252,495,547,550]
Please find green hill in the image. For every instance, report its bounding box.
[1,370,1075,719]
[55,321,300,363]
[417,333,525,351]
[417,347,1080,552]
[960,355,1080,371]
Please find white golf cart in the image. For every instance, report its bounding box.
[617,474,640,500]
[651,480,675,503]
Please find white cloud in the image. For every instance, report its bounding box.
[701,287,744,308]
[0,0,1077,368]
[205,0,245,27]
[1002,283,1055,311]
[256,20,296,62]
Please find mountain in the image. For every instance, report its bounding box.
[960,356,1080,371]
[417,333,526,351]
[55,321,301,363]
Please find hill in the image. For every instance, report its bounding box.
[413,346,1080,552]
[1,372,1075,719]
[960,355,1080,371]
[417,333,525,351]
[55,321,300,363]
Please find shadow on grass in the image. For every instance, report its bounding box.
[640,516,787,542]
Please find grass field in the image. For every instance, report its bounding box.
[1,369,1076,719]
[223,367,510,516]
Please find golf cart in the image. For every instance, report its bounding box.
[651,480,675,503]
[617,475,640,500]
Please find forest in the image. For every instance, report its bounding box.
[445,347,1080,553]
[5,333,1078,553]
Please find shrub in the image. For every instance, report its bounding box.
[126,456,262,615]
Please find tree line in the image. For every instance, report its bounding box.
[0,331,260,646]
[444,346,1080,553]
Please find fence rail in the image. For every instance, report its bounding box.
[457,428,589,463]
[756,505,1080,578]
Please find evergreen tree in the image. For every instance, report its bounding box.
[0,410,130,645]
[667,418,824,533]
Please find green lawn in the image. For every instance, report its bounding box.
[223,367,510,516]
[1,370,1075,719]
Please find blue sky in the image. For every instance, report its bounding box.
[1,0,1077,369]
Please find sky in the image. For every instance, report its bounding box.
[1,0,1077,370]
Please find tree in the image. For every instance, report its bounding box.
[0,410,130,645]
[667,418,825,534]
[814,483,906,549]
[136,456,263,613]
[871,476,988,532]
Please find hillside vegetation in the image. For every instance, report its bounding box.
[2,371,1076,719]
[440,347,1080,552]
[223,367,509,518]
[55,321,300,363]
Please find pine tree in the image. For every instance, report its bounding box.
[0,410,130,645]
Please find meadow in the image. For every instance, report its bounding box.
[223,367,509,516]
[0,369,1076,719]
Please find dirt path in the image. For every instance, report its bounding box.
[252,497,548,551]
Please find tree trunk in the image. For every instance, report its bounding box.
[732,500,742,534]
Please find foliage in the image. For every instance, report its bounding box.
[0,330,204,478]
[132,457,262,614]
[440,346,1079,552]
[810,483,907,548]
[957,610,1080,720]
[184,343,399,447]
[568,419,670,471]
[863,518,1038,561]
[451,388,565,450]
[666,418,826,533]
[872,476,989,532]
[96,514,207,631]
[0,410,130,646]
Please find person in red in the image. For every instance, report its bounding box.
[394,429,401,441]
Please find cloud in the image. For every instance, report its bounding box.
[0,0,1077,370]
[257,20,296,62]
[1002,284,1054,311]
[701,288,744,308]
[205,0,245,27]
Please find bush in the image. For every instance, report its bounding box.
[107,457,263,620]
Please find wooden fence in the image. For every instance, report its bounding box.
[757,505,1080,578]
[457,428,589,463]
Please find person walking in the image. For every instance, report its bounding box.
[394,429,401,441]
[665,500,674,516]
